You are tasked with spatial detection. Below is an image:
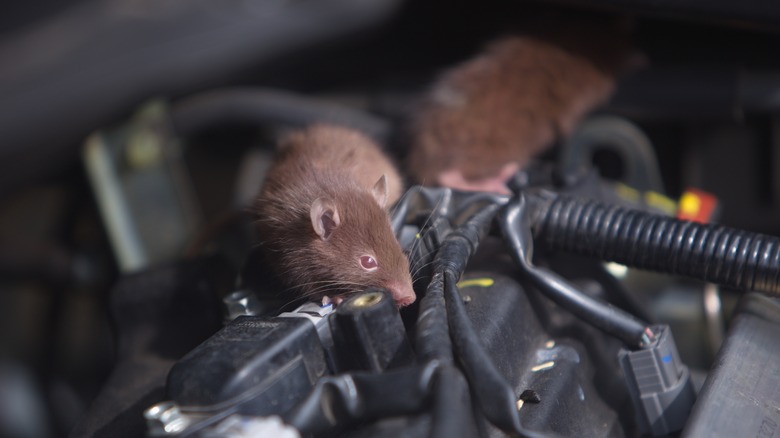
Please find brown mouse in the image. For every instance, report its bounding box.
[253,124,415,308]
[407,22,642,194]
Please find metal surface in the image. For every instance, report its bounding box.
[83,102,203,273]
[143,402,191,436]
[222,290,263,322]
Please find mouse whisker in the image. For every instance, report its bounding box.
[410,259,436,280]
[296,279,368,289]
[406,194,444,257]
[294,283,340,295]
[300,285,363,299]
[294,280,371,297]
[408,242,438,273]
[389,184,422,222]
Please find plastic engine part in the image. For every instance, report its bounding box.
[329,289,415,372]
[618,325,695,436]
[683,293,780,438]
[166,316,328,416]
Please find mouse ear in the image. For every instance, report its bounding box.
[310,198,340,240]
[371,175,389,209]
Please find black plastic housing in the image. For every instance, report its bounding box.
[166,316,328,416]
[683,293,780,437]
[330,289,415,372]
[458,268,627,437]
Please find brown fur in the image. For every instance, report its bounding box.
[407,28,640,187]
[254,124,415,307]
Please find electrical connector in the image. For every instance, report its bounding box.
[618,325,695,436]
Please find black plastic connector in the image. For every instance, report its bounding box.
[330,289,415,372]
[618,325,695,436]
[166,316,328,416]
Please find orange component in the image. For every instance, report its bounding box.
[677,188,719,223]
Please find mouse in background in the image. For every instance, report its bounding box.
[406,18,644,194]
[253,124,415,308]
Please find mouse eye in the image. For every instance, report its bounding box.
[359,255,378,272]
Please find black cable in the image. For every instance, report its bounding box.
[281,359,477,438]
[390,186,509,237]
[391,186,454,236]
[429,364,481,438]
[500,195,653,348]
[534,195,780,295]
[414,272,454,365]
[283,361,439,436]
[426,204,555,438]
[169,88,391,141]
[432,204,500,277]
[443,272,555,438]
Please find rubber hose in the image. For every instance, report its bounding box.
[535,196,780,295]
[170,88,390,141]
[284,361,439,435]
[501,199,651,348]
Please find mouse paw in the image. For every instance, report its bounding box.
[437,162,519,195]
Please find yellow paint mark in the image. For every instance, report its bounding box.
[415,233,421,239]
[516,399,525,411]
[645,191,678,215]
[531,361,555,372]
[457,278,495,288]
[615,183,640,203]
[679,192,701,217]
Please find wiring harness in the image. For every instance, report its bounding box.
[161,181,780,437]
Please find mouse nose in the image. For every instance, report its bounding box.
[387,281,416,307]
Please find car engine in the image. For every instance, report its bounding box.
[2,0,780,437]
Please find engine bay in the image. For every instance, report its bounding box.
[3,0,780,437]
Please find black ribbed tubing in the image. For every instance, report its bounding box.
[535,196,780,295]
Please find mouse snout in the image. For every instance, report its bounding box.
[387,281,416,308]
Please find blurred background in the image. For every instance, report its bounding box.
[3,0,780,436]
